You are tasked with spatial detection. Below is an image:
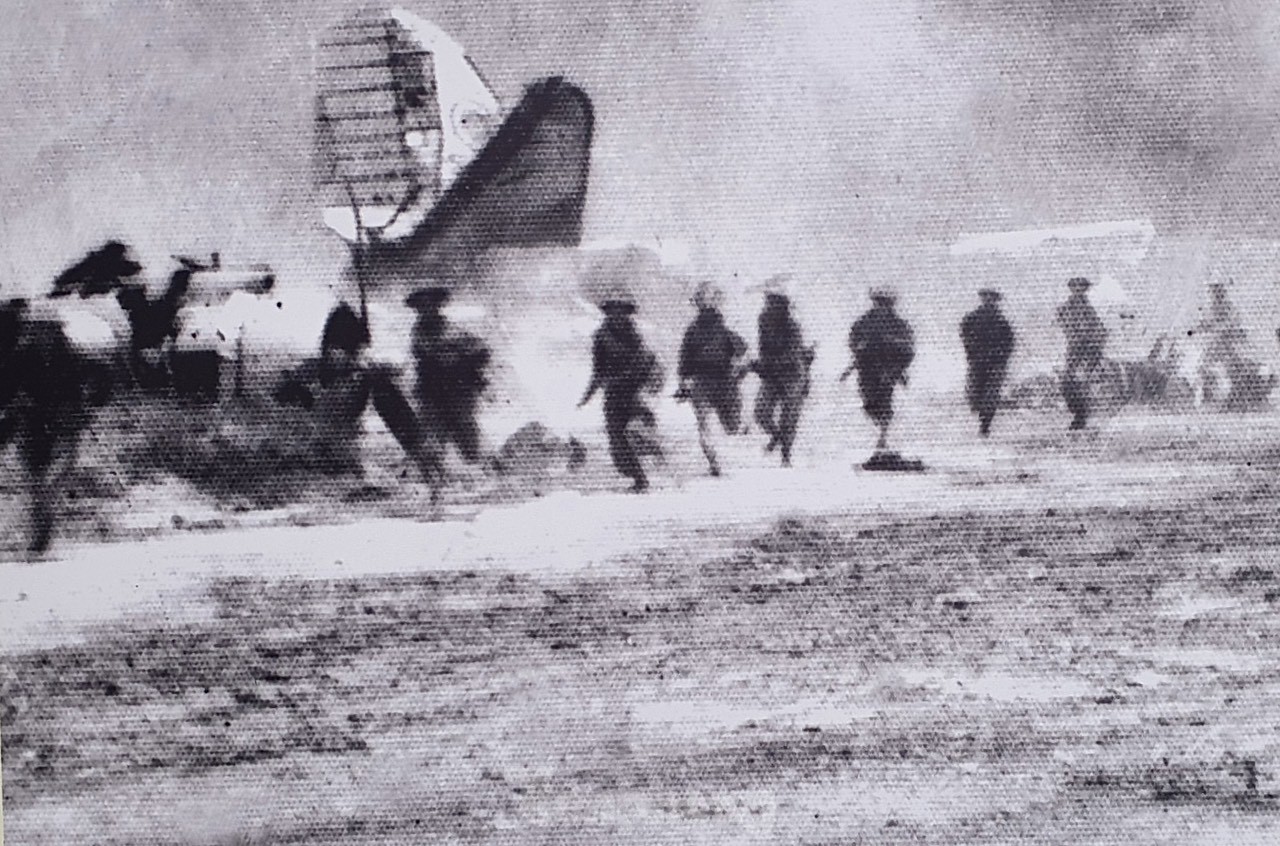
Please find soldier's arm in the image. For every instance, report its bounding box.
[579,334,605,406]
[960,314,980,357]
[1091,310,1108,344]
[899,323,917,366]
[640,344,665,395]
[848,320,866,355]
[841,322,862,379]
[727,330,752,380]
[677,324,697,380]
[790,320,812,362]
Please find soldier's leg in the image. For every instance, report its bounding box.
[447,396,483,464]
[693,396,720,476]
[20,426,59,554]
[754,381,780,451]
[717,382,743,436]
[1077,363,1094,427]
[605,394,646,489]
[27,393,91,554]
[1060,368,1075,425]
[859,374,893,449]
[985,365,1008,435]
[777,380,805,467]
[874,393,893,450]
[977,393,995,436]
[416,399,454,502]
[973,367,996,435]
[369,370,444,490]
[965,366,982,417]
[28,473,55,553]
[1061,370,1088,429]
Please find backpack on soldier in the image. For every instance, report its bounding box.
[639,346,664,395]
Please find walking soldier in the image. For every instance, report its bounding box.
[1056,277,1106,430]
[676,281,747,476]
[961,288,1015,437]
[844,288,915,452]
[579,291,662,492]
[751,276,813,467]
[407,286,491,463]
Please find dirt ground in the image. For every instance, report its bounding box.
[5,407,1280,844]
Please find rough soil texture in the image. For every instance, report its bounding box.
[5,410,1280,844]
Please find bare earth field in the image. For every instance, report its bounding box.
[5,407,1280,844]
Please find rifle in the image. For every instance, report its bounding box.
[343,181,370,335]
[578,379,599,408]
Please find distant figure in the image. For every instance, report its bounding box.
[751,276,813,467]
[407,286,491,464]
[845,288,915,451]
[1196,282,1250,405]
[1201,282,1246,354]
[676,281,747,477]
[0,299,89,554]
[1056,277,1106,430]
[580,291,662,492]
[960,289,1016,437]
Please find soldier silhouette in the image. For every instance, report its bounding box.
[751,275,813,467]
[1056,277,1106,430]
[961,289,1016,437]
[844,288,915,452]
[676,281,747,477]
[580,290,662,492]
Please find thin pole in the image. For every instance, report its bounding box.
[344,181,369,333]
[235,331,245,398]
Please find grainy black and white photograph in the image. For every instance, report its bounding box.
[5,0,1280,842]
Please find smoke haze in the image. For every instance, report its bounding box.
[4,0,1280,393]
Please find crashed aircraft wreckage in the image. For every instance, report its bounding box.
[314,6,594,290]
[7,7,597,478]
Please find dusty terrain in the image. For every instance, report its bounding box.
[5,407,1280,844]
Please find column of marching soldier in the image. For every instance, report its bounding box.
[2,255,1107,553]
[358,273,1106,495]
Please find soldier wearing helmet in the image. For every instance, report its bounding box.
[1056,277,1106,430]
[751,274,813,467]
[844,286,915,452]
[580,288,661,492]
[960,288,1016,437]
[676,279,747,477]
[407,285,491,464]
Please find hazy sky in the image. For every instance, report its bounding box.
[4,0,1280,299]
